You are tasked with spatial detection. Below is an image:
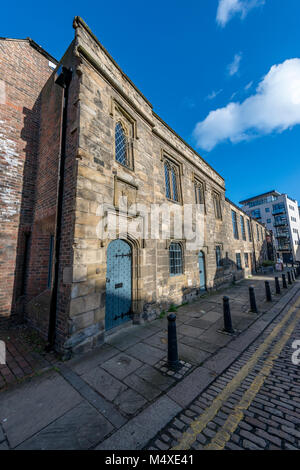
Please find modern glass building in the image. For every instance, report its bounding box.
[240,190,300,263]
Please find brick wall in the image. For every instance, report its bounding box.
[0,39,56,320]
[25,43,80,346]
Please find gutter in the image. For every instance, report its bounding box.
[46,65,72,350]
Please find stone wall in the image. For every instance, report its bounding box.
[0,18,270,353]
[60,18,269,354]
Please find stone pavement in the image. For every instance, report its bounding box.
[0,270,299,450]
[0,325,57,391]
[147,286,300,451]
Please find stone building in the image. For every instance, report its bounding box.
[0,18,270,354]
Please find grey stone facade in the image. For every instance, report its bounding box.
[0,17,270,354]
[60,18,269,353]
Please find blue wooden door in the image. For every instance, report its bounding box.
[105,239,132,330]
[198,251,206,291]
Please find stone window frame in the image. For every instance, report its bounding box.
[215,245,222,269]
[212,190,222,220]
[232,210,239,240]
[247,218,253,242]
[168,240,184,277]
[235,251,242,270]
[256,224,260,241]
[240,215,246,241]
[111,98,136,171]
[161,152,183,204]
[244,252,250,269]
[193,174,206,212]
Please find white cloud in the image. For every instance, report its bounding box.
[206,89,223,100]
[228,53,242,76]
[193,58,300,151]
[216,0,265,27]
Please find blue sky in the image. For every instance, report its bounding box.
[3,0,300,205]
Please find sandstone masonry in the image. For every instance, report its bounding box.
[0,18,271,353]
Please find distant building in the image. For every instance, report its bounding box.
[240,190,300,263]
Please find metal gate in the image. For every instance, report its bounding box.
[105,239,132,330]
[198,251,206,292]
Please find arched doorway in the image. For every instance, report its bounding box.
[198,251,206,292]
[105,239,132,330]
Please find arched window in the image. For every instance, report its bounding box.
[216,246,222,268]
[213,192,222,219]
[164,159,180,202]
[115,122,128,166]
[164,161,171,199]
[169,242,183,276]
[194,180,205,205]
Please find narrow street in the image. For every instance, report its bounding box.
[147,296,300,450]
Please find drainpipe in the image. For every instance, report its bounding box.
[46,66,72,351]
[250,218,257,273]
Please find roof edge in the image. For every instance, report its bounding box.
[73,16,224,184]
[239,190,281,205]
[226,197,268,229]
[0,37,58,64]
[153,112,225,182]
[73,16,153,109]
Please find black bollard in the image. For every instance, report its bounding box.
[291,270,295,282]
[294,268,297,279]
[223,296,234,334]
[249,286,258,313]
[167,313,179,370]
[282,273,287,289]
[275,276,281,295]
[287,271,292,285]
[265,281,272,302]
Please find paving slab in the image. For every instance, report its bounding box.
[166,366,216,408]
[177,324,205,338]
[135,364,176,391]
[178,343,211,365]
[17,401,113,450]
[202,346,241,374]
[96,396,181,450]
[123,373,162,401]
[0,371,82,448]
[101,353,143,380]
[125,342,166,366]
[201,310,222,323]
[68,344,119,376]
[81,366,127,401]
[105,332,141,351]
[186,318,212,329]
[143,331,168,351]
[113,388,148,416]
[200,328,233,347]
[127,325,160,339]
[179,336,219,353]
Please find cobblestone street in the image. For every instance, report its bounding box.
[147,293,300,450]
